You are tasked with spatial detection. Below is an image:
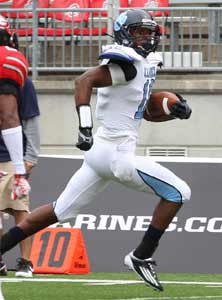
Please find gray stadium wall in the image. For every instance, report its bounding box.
[34,74,222,158]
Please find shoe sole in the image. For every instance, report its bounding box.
[15,271,33,278]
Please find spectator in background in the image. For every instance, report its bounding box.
[0,14,40,277]
[0,15,31,201]
[0,77,40,277]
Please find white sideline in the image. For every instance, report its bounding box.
[0,278,221,286]
[0,279,222,300]
[117,297,222,300]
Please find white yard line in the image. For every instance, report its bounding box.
[0,278,222,286]
[162,281,222,285]
[116,297,222,300]
[0,282,4,300]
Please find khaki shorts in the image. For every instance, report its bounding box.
[0,161,30,212]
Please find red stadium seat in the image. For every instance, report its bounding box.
[130,0,169,17]
[38,27,72,36]
[73,26,107,35]
[49,0,89,23]
[8,0,50,18]
[90,0,129,16]
[38,26,107,37]
[12,28,33,36]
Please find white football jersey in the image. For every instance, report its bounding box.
[96,44,162,140]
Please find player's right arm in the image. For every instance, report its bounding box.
[74,45,138,151]
[74,65,112,151]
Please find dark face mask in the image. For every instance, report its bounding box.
[0,30,19,49]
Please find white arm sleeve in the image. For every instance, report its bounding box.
[107,63,127,86]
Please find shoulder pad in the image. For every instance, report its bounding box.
[0,46,29,87]
[99,44,142,63]
[147,52,163,66]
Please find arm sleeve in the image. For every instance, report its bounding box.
[107,61,137,86]
[22,116,40,165]
[107,63,126,86]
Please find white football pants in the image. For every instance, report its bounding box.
[54,135,191,221]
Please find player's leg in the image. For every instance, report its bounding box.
[0,213,7,276]
[13,210,34,278]
[113,154,191,291]
[54,160,109,221]
[0,161,109,255]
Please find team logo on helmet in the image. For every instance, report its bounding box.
[113,9,160,58]
[114,12,127,31]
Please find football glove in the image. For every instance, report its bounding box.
[76,128,93,151]
[11,174,31,200]
[170,93,192,119]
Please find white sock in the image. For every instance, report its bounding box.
[2,126,26,174]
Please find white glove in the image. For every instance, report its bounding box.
[11,174,31,200]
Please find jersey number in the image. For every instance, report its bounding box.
[134,78,155,119]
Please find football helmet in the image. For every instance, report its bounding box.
[114,9,160,58]
[0,14,18,49]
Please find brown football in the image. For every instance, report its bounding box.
[144,91,180,120]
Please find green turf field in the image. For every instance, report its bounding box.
[1,272,222,300]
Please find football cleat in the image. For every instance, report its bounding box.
[124,251,163,291]
[15,258,33,278]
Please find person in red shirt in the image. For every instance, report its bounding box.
[0,15,30,200]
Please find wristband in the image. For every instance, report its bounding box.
[77,105,93,128]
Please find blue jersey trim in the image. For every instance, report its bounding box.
[99,52,134,63]
[137,169,183,203]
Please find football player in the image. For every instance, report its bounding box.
[0,9,191,291]
[0,15,30,200]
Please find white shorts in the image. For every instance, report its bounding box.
[54,135,191,221]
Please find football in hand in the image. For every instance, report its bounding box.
[144,91,180,121]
